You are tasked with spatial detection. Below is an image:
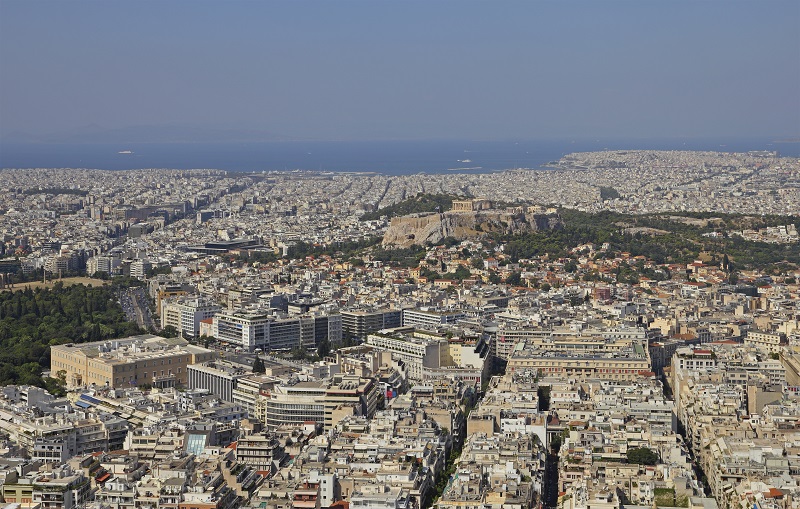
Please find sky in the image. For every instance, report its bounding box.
[0,0,798,142]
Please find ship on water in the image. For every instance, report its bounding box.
[118,150,133,154]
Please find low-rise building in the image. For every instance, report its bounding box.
[50,334,216,389]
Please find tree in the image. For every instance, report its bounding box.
[505,271,522,286]
[252,356,266,374]
[198,335,214,348]
[160,325,179,338]
[627,447,658,465]
[317,338,331,359]
[0,283,144,390]
[599,186,620,201]
[537,386,551,411]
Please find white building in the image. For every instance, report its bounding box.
[212,310,300,352]
[211,309,341,352]
[160,296,221,339]
[366,329,445,381]
[401,308,465,330]
[86,255,120,276]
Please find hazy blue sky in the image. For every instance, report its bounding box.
[1,0,798,141]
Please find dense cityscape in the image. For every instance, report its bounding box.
[0,148,797,509]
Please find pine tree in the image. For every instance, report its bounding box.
[252,356,266,374]
[317,338,331,359]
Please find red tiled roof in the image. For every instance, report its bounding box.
[764,488,784,498]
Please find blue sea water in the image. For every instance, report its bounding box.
[1,138,797,175]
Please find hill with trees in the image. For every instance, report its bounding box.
[360,194,462,221]
[494,209,800,271]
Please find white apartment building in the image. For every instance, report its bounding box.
[401,308,465,330]
[160,296,221,339]
[86,255,120,276]
[366,330,445,381]
[212,310,301,352]
[129,260,151,280]
[232,375,277,419]
[211,309,341,352]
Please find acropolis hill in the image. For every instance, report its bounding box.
[381,199,563,248]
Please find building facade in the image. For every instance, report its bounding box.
[50,335,216,389]
[160,296,222,338]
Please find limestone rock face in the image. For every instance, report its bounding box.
[382,210,562,248]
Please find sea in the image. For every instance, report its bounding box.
[1,138,798,175]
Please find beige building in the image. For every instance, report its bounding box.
[50,334,215,389]
[507,335,650,382]
[451,198,492,212]
[744,329,786,353]
[324,375,380,430]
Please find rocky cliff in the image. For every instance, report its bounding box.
[382,210,562,247]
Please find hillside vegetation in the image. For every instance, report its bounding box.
[495,209,800,270]
[0,282,143,393]
[360,194,463,221]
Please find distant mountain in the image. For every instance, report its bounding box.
[0,124,300,144]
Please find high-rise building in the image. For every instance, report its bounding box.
[341,309,401,341]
